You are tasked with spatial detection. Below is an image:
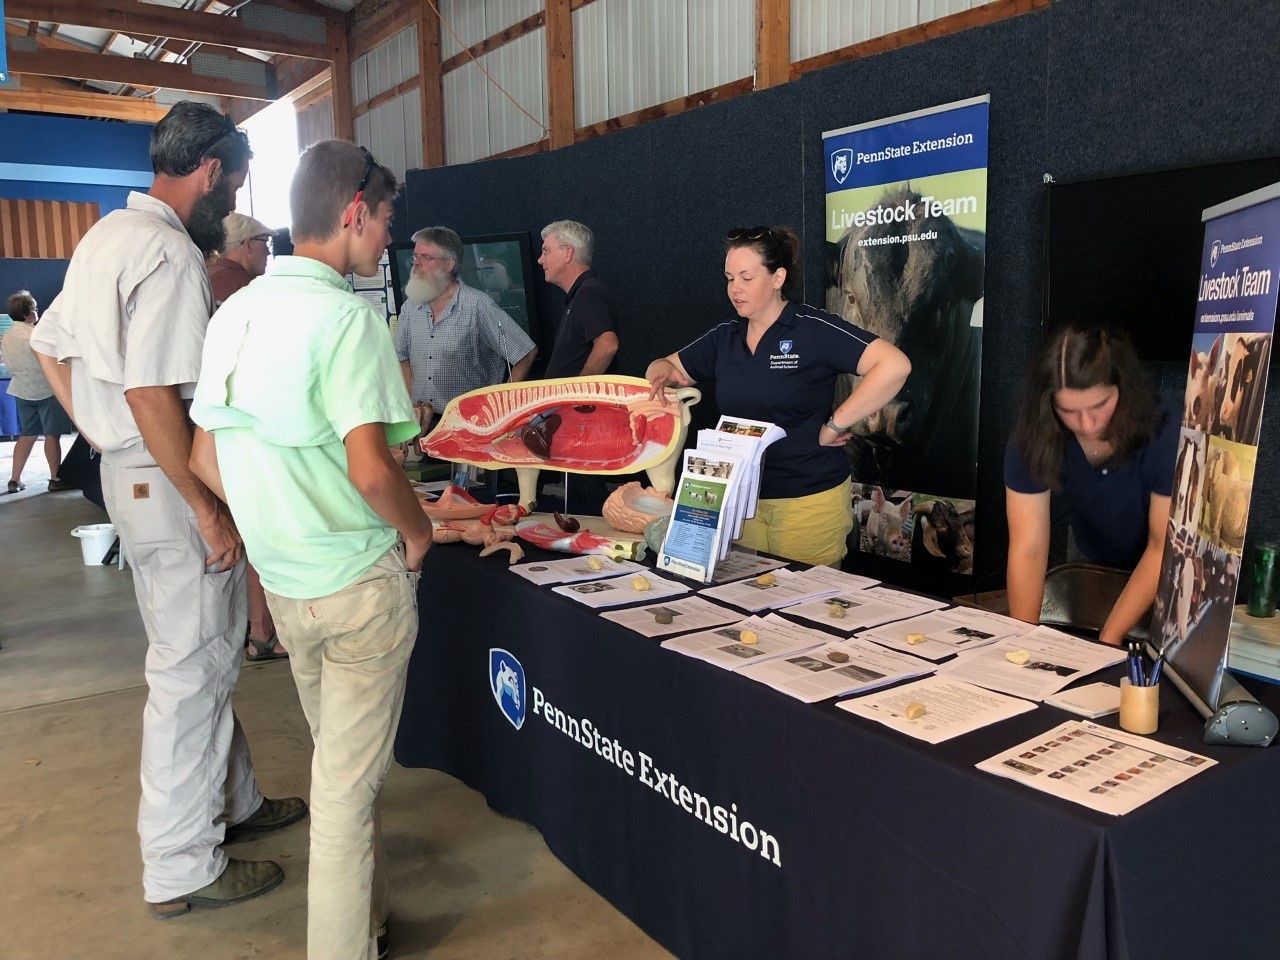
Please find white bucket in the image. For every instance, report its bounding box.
[71,523,117,566]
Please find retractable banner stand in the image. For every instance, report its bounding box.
[1153,182,1280,739]
[823,96,988,581]
[0,3,8,85]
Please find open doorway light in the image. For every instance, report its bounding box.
[237,98,300,232]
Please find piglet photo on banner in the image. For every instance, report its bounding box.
[823,95,989,578]
[1153,182,1280,712]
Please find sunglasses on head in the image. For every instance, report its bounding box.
[727,226,774,242]
[344,147,378,228]
[194,115,248,165]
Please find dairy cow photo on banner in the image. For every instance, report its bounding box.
[824,96,989,574]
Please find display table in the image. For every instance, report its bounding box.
[396,544,1280,960]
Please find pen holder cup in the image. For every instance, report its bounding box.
[1119,679,1160,735]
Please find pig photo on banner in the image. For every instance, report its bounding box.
[1152,184,1280,711]
[823,96,988,575]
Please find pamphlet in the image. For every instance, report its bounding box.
[709,550,790,584]
[657,450,743,583]
[600,595,743,638]
[699,567,846,613]
[938,626,1127,701]
[509,555,646,587]
[976,720,1217,816]
[660,613,827,671]
[552,571,690,609]
[783,586,946,633]
[860,606,1030,661]
[738,636,934,703]
[706,416,786,524]
[836,675,1038,744]
[1043,682,1122,719]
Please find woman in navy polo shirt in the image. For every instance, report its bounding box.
[646,226,911,566]
[1005,325,1178,645]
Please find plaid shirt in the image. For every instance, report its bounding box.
[393,281,535,407]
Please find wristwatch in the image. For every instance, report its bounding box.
[824,418,847,433]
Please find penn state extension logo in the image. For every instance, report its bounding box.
[1210,240,1222,267]
[831,148,853,185]
[489,648,526,730]
[779,339,794,355]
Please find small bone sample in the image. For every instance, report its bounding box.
[654,609,674,625]
[631,575,652,592]
[828,602,847,620]
[904,702,927,720]
[1005,649,1031,665]
[905,633,926,645]
[827,650,850,663]
[755,572,778,587]
[586,556,605,571]
[738,629,759,645]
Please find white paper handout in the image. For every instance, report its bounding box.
[938,626,1126,701]
[708,416,786,523]
[657,449,743,583]
[509,555,646,587]
[783,585,946,633]
[860,606,1031,661]
[836,675,1038,744]
[976,720,1218,816]
[600,595,743,638]
[1043,682,1122,719]
[738,636,934,703]
[709,550,790,584]
[660,613,826,671]
[552,571,690,608]
[700,567,850,613]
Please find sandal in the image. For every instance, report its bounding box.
[6,480,25,494]
[245,634,289,662]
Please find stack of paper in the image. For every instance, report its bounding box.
[699,567,850,613]
[600,595,742,638]
[859,606,1030,661]
[836,676,1038,744]
[738,636,934,703]
[509,556,646,587]
[660,613,827,671]
[783,586,947,633]
[552,571,690,609]
[1043,682,1122,719]
[709,550,790,584]
[937,626,1127,701]
[696,417,787,536]
[657,448,745,583]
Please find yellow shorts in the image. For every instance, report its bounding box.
[735,479,854,567]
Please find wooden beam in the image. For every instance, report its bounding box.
[487,138,549,161]
[354,75,417,116]
[8,47,273,100]
[577,77,753,141]
[350,5,418,61]
[8,0,331,60]
[570,0,601,9]
[545,0,575,150]
[755,0,790,90]
[791,0,1048,79]
[416,0,445,168]
[441,11,545,75]
[329,18,355,140]
[0,86,168,122]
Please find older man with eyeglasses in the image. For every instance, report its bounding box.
[209,212,273,306]
[394,226,537,436]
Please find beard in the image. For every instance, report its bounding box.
[405,268,449,304]
[187,178,237,257]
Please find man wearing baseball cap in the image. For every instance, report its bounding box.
[210,212,273,305]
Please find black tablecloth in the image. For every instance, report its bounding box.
[395,544,1280,960]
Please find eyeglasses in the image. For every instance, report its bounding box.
[411,253,451,265]
[344,147,378,228]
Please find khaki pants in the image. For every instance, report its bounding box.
[265,545,419,960]
[101,445,262,902]
[736,479,855,567]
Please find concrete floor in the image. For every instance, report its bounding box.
[0,471,671,960]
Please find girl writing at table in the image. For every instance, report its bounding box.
[646,225,911,566]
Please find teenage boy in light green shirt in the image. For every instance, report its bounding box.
[190,140,432,960]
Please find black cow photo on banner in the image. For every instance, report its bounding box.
[823,96,989,577]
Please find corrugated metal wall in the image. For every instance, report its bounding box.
[791,0,992,61]
[573,0,754,129]
[297,96,335,152]
[443,26,547,165]
[352,24,421,106]
[439,0,543,59]
[356,88,426,180]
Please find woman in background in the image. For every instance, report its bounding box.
[1005,324,1178,644]
[646,226,911,566]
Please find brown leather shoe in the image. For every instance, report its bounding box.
[224,796,308,844]
[148,858,284,920]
